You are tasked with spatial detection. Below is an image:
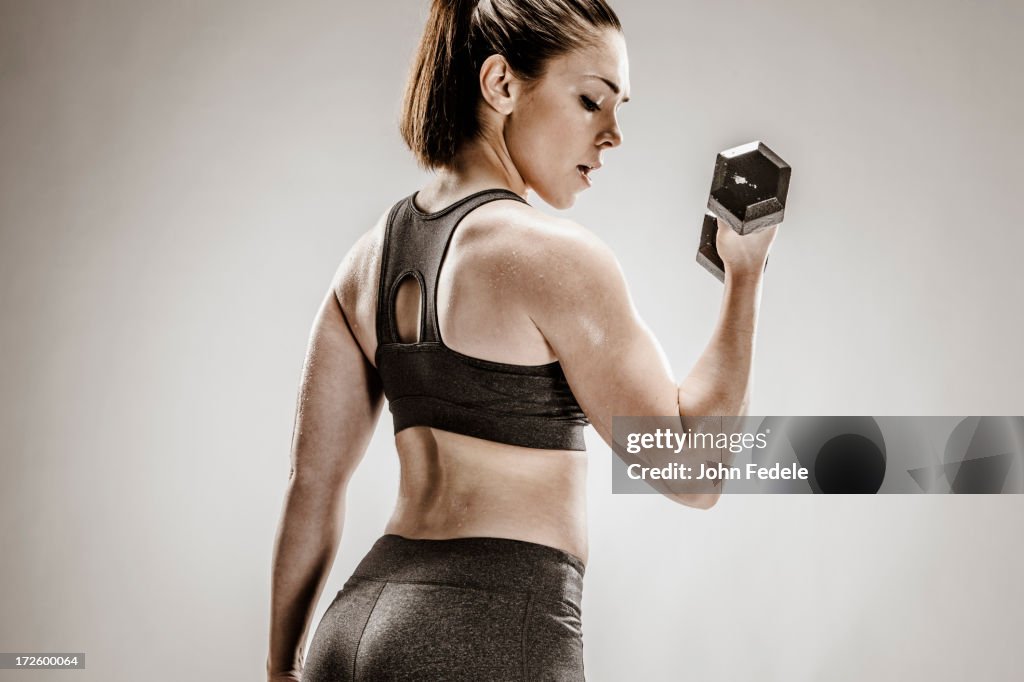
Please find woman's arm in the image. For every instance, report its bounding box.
[266,281,384,680]
[518,213,777,509]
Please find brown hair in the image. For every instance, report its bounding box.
[400,0,621,169]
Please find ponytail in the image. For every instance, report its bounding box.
[400,0,478,169]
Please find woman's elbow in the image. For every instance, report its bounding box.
[670,492,721,510]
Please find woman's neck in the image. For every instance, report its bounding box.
[415,140,527,212]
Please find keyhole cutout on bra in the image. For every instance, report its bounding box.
[393,273,423,344]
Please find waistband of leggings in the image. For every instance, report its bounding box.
[351,534,584,603]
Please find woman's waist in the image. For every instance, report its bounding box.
[384,510,588,568]
[390,427,589,561]
[350,533,586,607]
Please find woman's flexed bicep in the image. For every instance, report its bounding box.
[522,226,728,510]
[523,227,680,446]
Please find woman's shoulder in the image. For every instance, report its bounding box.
[334,209,386,288]
[457,199,639,371]
[460,198,620,280]
[467,197,584,239]
[329,209,390,352]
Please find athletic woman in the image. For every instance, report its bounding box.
[268,0,778,679]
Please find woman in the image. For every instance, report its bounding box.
[268,0,778,679]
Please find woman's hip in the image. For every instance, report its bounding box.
[302,534,586,681]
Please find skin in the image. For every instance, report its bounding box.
[267,28,778,680]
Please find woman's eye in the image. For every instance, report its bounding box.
[579,95,601,112]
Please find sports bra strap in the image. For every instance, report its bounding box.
[376,189,528,348]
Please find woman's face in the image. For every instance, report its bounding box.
[504,29,630,209]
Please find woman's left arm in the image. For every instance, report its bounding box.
[266,269,384,679]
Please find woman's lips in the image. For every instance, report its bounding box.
[577,164,597,186]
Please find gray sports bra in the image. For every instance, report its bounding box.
[374,189,590,450]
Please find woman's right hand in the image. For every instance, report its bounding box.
[714,216,778,278]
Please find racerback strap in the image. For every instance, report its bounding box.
[375,188,527,349]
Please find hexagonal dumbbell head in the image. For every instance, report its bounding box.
[709,140,791,235]
[697,140,791,282]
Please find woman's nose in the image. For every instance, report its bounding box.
[599,116,623,148]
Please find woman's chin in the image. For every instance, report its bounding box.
[536,188,577,211]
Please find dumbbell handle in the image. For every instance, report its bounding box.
[696,212,772,282]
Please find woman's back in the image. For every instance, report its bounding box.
[336,187,594,563]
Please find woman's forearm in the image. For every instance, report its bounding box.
[661,268,765,509]
[267,479,346,677]
[677,267,766,418]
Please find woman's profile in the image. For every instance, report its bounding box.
[267,0,778,679]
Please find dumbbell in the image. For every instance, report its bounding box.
[696,141,791,282]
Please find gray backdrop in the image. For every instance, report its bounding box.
[2,0,1022,680]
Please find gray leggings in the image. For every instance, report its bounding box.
[302,534,586,681]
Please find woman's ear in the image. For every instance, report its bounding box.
[478,54,518,116]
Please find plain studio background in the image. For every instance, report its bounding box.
[1,0,1022,680]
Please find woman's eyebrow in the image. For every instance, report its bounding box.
[583,74,630,102]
